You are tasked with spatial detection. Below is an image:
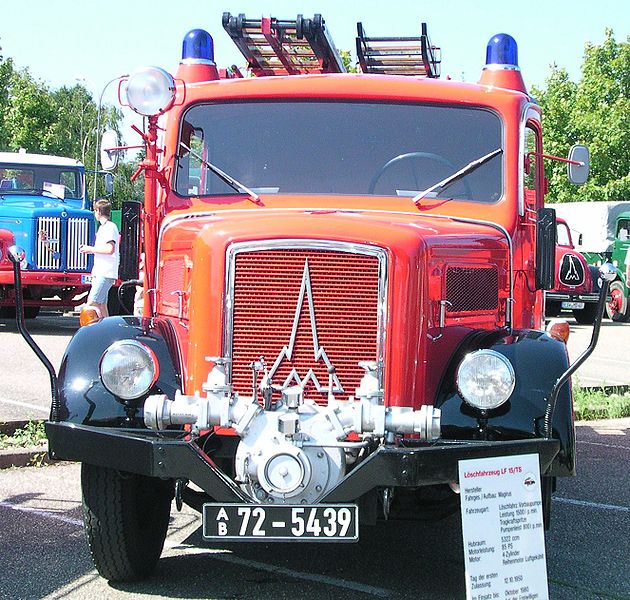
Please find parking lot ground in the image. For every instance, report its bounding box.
[0,419,627,600]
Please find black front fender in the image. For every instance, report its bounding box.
[437,329,575,477]
[56,316,181,426]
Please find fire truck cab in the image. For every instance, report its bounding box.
[19,13,607,582]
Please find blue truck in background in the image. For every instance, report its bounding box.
[0,150,95,318]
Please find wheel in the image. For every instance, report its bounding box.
[573,303,599,325]
[24,306,40,319]
[542,476,555,530]
[81,463,174,582]
[605,280,629,322]
[385,485,460,521]
[0,306,15,318]
[545,300,561,318]
[0,305,39,318]
[368,151,473,199]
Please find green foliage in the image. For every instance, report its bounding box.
[0,420,47,449]
[573,386,630,421]
[0,40,125,201]
[110,160,145,210]
[533,30,630,203]
[339,49,358,73]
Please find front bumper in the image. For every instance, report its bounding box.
[546,291,600,304]
[0,271,90,286]
[46,421,561,503]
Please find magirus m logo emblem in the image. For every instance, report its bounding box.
[559,253,585,287]
[268,259,343,393]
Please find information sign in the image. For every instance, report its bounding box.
[459,453,549,600]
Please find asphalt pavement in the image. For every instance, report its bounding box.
[0,312,628,598]
[0,418,627,599]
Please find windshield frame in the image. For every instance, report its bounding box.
[173,99,505,205]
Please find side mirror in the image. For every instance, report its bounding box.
[578,233,583,246]
[567,144,589,185]
[100,130,120,171]
[536,207,556,290]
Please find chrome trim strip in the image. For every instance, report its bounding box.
[223,239,389,395]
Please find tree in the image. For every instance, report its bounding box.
[0,45,15,145]
[533,30,630,203]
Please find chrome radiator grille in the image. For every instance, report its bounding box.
[36,217,90,271]
[66,218,90,270]
[226,244,387,403]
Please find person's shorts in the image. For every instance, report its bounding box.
[87,276,116,304]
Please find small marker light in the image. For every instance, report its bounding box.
[546,319,571,343]
[80,306,102,327]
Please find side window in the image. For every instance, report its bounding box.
[523,124,541,208]
[617,219,630,241]
[557,221,571,247]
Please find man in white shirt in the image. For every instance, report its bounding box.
[80,198,120,317]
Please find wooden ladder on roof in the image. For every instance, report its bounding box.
[356,22,441,77]
[222,13,346,76]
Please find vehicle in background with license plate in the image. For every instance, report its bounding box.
[553,201,630,321]
[8,12,612,584]
[545,217,602,324]
[0,151,95,318]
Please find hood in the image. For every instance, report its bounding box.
[0,193,89,219]
[158,208,511,407]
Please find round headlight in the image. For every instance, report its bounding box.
[125,67,176,117]
[456,349,515,410]
[100,340,159,400]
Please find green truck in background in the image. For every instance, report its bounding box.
[553,201,630,321]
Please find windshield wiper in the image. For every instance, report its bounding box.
[178,142,263,206]
[411,148,503,207]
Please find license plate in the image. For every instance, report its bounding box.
[81,275,92,284]
[561,301,584,309]
[202,503,358,542]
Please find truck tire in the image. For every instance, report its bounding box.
[24,306,40,319]
[0,306,39,319]
[542,476,555,530]
[573,303,598,325]
[545,300,561,318]
[81,463,173,582]
[605,280,629,322]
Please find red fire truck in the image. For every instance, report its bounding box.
[545,217,602,324]
[9,14,612,582]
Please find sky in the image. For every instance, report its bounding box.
[1,0,628,141]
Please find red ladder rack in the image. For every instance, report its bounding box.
[222,13,346,76]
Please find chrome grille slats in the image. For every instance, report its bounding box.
[67,217,90,270]
[36,216,90,271]
[226,243,387,403]
[36,217,61,269]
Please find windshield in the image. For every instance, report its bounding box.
[0,164,83,200]
[557,221,574,247]
[175,101,503,202]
